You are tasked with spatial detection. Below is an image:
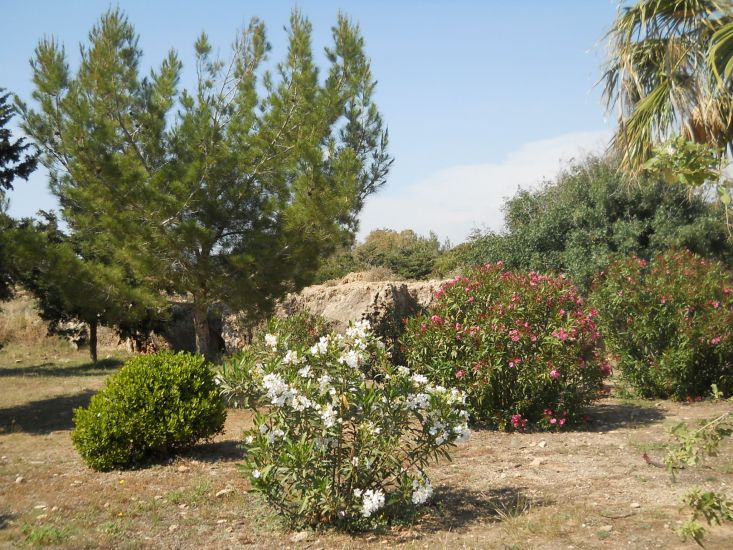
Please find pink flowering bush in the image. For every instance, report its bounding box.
[402,264,608,430]
[591,250,733,400]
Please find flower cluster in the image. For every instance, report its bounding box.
[591,250,733,399]
[403,263,607,430]
[241,321,469,530]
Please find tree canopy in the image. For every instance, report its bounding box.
[602,0,733,172]
[19,9,392,359]
[437,155,733,290]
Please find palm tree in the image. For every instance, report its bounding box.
[602,0,733,172]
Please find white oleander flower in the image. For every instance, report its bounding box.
[361,488,385,517]
[310,336,330,355]
[264,333,277,350]
[339,350,361,369]
[411,477,433,505]
[453,423,470,443]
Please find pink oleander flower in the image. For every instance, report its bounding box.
[511,414,522,427]
[711,336,722,345]
[430,315,443,325]
[455,369,465,379]
[549,369,561,379]
[509,329,521,342]
[549,418,557,425]
[551,328,568,342]
[600,362,612,377]
[559,418,566,426]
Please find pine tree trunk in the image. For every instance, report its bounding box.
[192,298,215,361]
[89,319,98,364]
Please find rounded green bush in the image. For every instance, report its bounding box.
[402,264,608,430]
[591,250,733,399]
[72,351,226,471]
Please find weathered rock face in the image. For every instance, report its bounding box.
[222,272,447,354]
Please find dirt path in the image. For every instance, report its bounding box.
[1,355,732,549]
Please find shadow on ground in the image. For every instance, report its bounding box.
[582,400,666,431]
[0,390,96,435]
[0,358,123,378]
[185,439,244,463]
[0,512,15,530]
[406,485,545,537]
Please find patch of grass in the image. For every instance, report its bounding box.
[165,479,213,507]
[629,439,667,453]
[97,519,129,535]
[22,523,73,546]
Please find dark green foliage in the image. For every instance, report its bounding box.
[19,9,392,360]
[72,352,226,471]
[354,229,444,280]
[591,250,733,400]
[0,89,37,192]
[10,214,164,361]
[440,156,733,291]
[0,88,38,302]
[402,265,608,430]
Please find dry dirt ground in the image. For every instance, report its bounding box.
[1,344,733,549]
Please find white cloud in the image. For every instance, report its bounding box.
[358,130,612,245]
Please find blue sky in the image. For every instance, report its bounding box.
[2,0,619,244]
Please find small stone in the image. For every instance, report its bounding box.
[168,524,178,533]
[530,457,545,467]
[599,525,613,533]
[154,495,163,500]
[33,504,47,510]
[51,506,58,512]
[216,519,227,524]
[178,503,188,509]
[104,502,110,508]
[215,488,233,498]
[630,502,641,509]
[177,465,189,473]
[36,514,47,520]
[15,476,25,484]
[538,440,548,448]
[290,531,309,543]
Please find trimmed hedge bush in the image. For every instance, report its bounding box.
[72,351,226,471]
[591,250,733,399]
[402,264,608,430]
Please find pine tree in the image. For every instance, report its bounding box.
[20,9,392,360]
[11,213,164,362]
[0,89,37,192]
[0,88,38,301]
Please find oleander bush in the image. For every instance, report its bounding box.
[72,352,226,471]
[591,250,733,399]
[402,263,609,430]
[241,320,470,530]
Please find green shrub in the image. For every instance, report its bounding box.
[241,320,469,530]
[217,313,332,407]
[402,264,608,430]
[72,351,226,471]
[591,250,733,399]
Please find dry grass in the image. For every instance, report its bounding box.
[0,291,48,349]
